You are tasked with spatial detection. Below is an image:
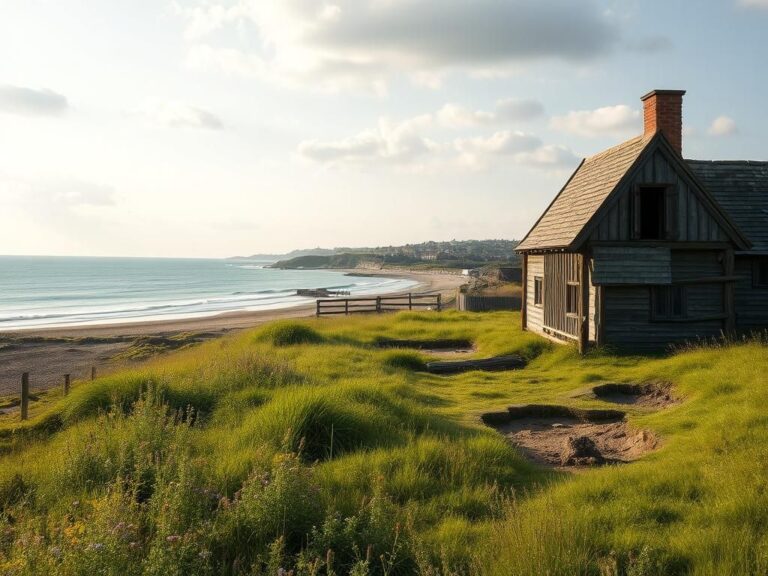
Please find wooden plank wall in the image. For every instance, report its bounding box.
[588,276,597,342]
[591,150,727,243]
[735,257,768,328]
[525,255,544,332]
[543,253,581,337]
[592,247,671,284]
[603,286,723,350]
[602,250,728,350]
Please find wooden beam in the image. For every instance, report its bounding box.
[724,248,736,332]
[596,285,606,347]
[521,253,528,331]
[579,253,589,354]
[590,241,731,250]
[20,372,29,421]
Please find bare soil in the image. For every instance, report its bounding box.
[592,382,678,408]
[483,405,658,469]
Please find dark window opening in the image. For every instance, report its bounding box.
[652,286,687,320]
[534,277,543,306]
[755,259,768,288]
[640,186,666,240]
[566,283,579,316]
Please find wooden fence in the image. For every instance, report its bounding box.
[457,293,521,312]
[316,293,441,317]
[5,368,96,422]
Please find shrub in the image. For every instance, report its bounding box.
[381,351,426,372]
[259,322,324,346]
[240,389,397,461]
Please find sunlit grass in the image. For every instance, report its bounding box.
[0,311,767,574]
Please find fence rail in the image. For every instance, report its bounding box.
[316,293,441,317]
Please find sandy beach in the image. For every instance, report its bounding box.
[0,269,465,395]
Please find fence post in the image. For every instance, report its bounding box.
[376,296,382,313]
[316,300,320,317]
[64,374,71,396]
[91,366,96,381]
[408,293,412,310]
[437,294,442,312]
[20,372,29,421]
[345,299,349,315]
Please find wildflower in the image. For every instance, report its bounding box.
[166,535,181,543]
[86,543,104,552]
[49,546,62,559]
[198,550,211,559]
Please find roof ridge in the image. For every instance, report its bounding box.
[583,134,648,164]
[686,159,768,166]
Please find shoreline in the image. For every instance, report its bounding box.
[1,268,461,338]
[0,269,465,394]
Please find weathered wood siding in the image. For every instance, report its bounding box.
[588,274,597,342]
[601,250,727,350]
[603,285,723,350]
[543,253,581,338]
[590,149,728,243]
[592,247,671,285]
[671,250,723,280]
[735,257,768,329]
[525,255,544,332]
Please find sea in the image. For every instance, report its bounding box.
[0,256,419,330]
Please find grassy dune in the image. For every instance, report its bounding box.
[0,312,767,575]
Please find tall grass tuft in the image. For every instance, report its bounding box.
[258,321,325,346]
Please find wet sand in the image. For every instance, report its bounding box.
[0,269,465,395]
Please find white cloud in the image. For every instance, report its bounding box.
[0,84,68,117]
[2,175,116,212]
[136,101,223,130]
[300,104,576,171]
[708,116,737,136]
[178,0,617,91]
[550,104,640,137]
[437,104,494,129]
[299,115,436,164]
[454,131,578,169]
[437,98,543,129]
[495,98,545,121]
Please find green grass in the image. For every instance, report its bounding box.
[0,311,767,574]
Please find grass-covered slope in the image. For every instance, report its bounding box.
[0,313,767,575]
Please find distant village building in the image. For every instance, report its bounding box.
[516,89,768,352]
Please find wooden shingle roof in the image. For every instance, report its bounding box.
[516,134,652,251]
[687,160,768,252]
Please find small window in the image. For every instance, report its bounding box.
[566,283,579,316]
[755,259,768,288]
[534,277,543,306]
[652,286,687,320]
[639,186,666,240]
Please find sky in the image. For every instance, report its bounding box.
[1,0,767,258]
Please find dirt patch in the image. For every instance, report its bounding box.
[426,354,526,375]
[373,338,476,360]
[592,382,678,408]
[483,404,658,468]
[374,338,473,351]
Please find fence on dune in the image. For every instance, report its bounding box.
[316,293,442,317]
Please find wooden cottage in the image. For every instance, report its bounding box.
[516,89,768,352]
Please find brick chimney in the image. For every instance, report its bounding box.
[641,89,686,155]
